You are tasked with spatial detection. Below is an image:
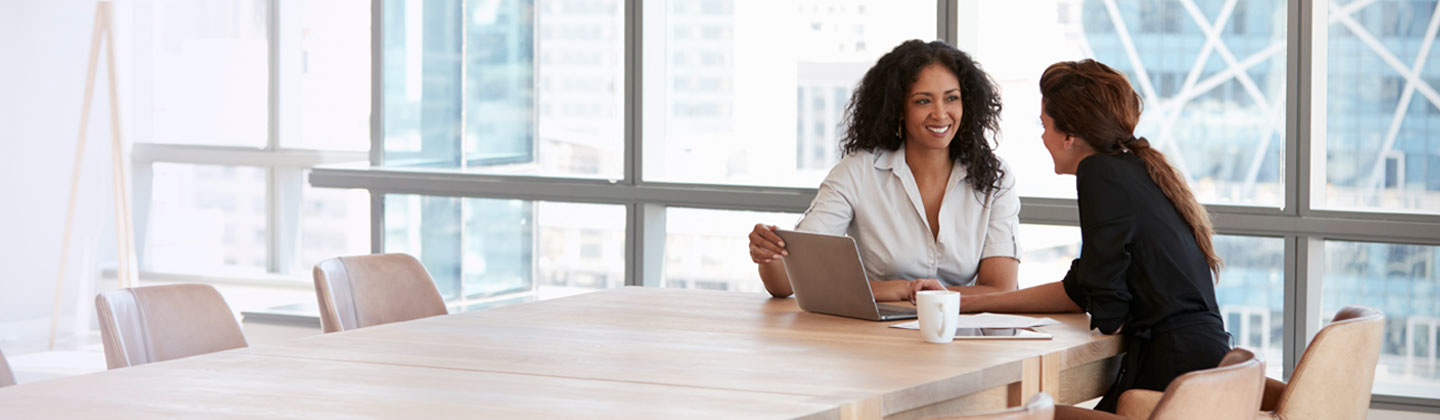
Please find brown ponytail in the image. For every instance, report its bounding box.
[1039,60,1223,281]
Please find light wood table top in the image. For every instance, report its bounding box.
[0,287,1122,419]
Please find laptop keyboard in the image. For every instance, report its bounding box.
[877,304,915,315]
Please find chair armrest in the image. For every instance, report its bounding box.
[1116,389,1164,419]
[1260,377,1287,412]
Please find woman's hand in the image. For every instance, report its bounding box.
[747,224,787,264]
[907,278,946,303]
[871,279,945,303]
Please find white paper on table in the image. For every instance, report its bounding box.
[888,313,1061,330]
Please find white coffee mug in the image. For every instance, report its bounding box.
[917,290,961,343]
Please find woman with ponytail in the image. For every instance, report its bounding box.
[958,59,1229,414]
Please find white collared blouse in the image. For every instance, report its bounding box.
[794,145,1021,287]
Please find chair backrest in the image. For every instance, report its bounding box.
[1148,347,1266,420]
[933,393,1054,420]
[0,346,15,387]
[313,253,447,333]
[1273,306,1385,420]
[95,284,248,370]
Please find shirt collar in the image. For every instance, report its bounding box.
[873,144,969,183]
[873,145,907,171]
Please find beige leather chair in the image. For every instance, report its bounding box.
[1054,348,1265,420]
[0,346,15,387]
[1258,306,1384,420]
[313,253,448,333]
[95,284,248,370]
[931,393,1054,420]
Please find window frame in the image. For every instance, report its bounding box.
[305,0,1440,411]
[130,0,368,284]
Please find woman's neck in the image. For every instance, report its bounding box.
[904,144,953,181]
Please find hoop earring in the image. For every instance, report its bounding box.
[896,123,903,139]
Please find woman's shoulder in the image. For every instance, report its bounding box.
[1076,152,1141,177]
[827,149,886,175]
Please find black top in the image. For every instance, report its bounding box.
[1061,153,1221,334]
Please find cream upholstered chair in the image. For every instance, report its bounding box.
[1258,306,1384,420]
[95,284,248,370]
[931,393,1054,420]
[0,346,15,387]
[1053,348,1265,420]
[312,253,448,333]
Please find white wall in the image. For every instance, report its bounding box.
[0,0,124,350]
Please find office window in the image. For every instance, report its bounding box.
[662,207,801,293]
[296,179,372,274]
[641,0,935,188]
[385,195,624,310]
[960,0,1286,206]
[1324,241,1440,398]
[381,0,625,178]
[143,164,268,274]
[293,0,372,151]
[128,0,371,280]
[1016,224,1081,290]
[132,0,268,147]
[1323,0,1440,213]
[1214,235,1284,378]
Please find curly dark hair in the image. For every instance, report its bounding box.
[841,39,1005,194]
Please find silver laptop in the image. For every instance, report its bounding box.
[774,229,917,321]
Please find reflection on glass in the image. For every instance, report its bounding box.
[1323,0,1440,213]
[963,0,1286,205]
[663,207,802,293]
[1324,241,1440,398]
[642,1,935,187]
[381,0,624,178]
[143,164,268,274]
[133,0,268,146]
[383,0,462,167]
[384,195,623,310]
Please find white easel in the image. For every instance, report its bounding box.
[49,1,138,350]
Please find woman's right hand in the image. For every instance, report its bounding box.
[748,224,788,264]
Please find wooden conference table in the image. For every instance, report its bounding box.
[0,287,1122,419]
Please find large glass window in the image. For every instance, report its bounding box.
[296,178,372,274]
[381,0,625,178]
[1322,0,1440,214]
[1324,240,1440,398]
[1016,224,1082,289]
[142,164,269,274]
[294,0,372,151]
[662,207,801,293]
[641,0,935,187]
[385,195,625,310]
[1214,235,1285,379]
[961,0,1287,206]
[130,0,269,147]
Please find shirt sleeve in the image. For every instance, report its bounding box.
[980,163,1021,260]
[1072,158,1135,334]
[794,161,856,235]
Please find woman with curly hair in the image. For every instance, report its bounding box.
[959,59,1229,415]
[747,40,1021,302]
